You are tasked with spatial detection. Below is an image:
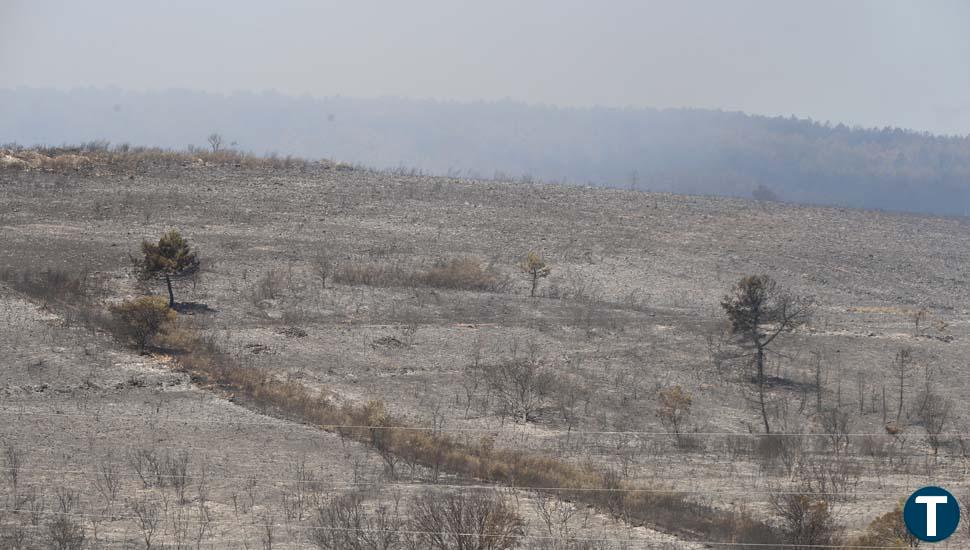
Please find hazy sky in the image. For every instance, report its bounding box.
[2,0,969,135]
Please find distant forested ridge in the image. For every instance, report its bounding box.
[3,87,969,215]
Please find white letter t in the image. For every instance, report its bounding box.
[915,495,948,537]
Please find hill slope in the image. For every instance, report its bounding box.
[1,152,969,547]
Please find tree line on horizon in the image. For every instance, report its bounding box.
[3,87,970,215]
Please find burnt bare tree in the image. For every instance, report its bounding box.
[553,377,584,433]
[656,385,692,446]
[810,350,825,413]
[409,490,524,550]
[130,496,161,550]
[47,514,85,550]
[910,308,927,337]
[3,443,24,497]
[206,133,223,152]
[889,348,913,426]
[93,454,122,514]
[313,250,336,290]
[310,493,405,550]
[721,275,812,433]
[485,357,554,423]
[819,408,852,457]
[166,450,192,505]
[918,392,952,456]
[530,490,578,547]
[769,492,842,549]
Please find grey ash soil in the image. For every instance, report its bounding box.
[2,159,970,546]
[0,288,693,549]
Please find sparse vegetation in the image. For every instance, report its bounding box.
[328,257,509,294]
[0,267,91,306]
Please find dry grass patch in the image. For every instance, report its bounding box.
[418,258,508,292]
[334,257,508,293]
[845,305,918,315]
[0,144,329,174]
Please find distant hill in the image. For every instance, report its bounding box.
[2,87,969,216]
